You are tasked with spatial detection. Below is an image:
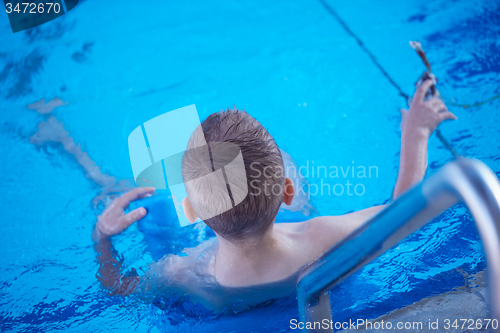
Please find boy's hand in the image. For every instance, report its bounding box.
[400,79,457,138]
[93,187,155,241]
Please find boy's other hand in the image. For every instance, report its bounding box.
[93,187,155,241]
[400,79,457,138]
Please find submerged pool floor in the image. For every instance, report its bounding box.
[343,271,489,333]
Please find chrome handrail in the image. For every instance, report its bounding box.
[297,158,500,333]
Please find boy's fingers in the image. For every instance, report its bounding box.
[400,108,408,121]
[441,110,458,121]
[414,79,434,102]
[428,97,442,105]
[120,207,147,227]
[117,187,156,208]
[429,98,446,111]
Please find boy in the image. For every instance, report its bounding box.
[93,79,456,298]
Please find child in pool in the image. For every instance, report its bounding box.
[93,79,456,297]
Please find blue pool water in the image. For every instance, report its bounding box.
[1,0,499,332]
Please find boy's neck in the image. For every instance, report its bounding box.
[217,228,278,256]
[214,226,289,280]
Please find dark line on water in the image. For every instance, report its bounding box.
[317,0,409,100]
[435,129,460,158]
[450,93,500,108]
[317,0,460,157]
[133,81,186,98]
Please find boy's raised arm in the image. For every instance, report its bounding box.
[92,187,155,296]
[392,79,457,199]
[307,79,456,252]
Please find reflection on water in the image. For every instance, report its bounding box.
[28,97,137,206]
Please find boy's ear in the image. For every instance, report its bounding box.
[283,177,295,206]
[182,197,198,223]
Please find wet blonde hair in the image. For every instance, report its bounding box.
[182,109,285,241]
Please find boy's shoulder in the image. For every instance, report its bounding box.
[275,205,385,256]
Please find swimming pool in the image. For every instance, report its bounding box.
[1,0,499,332]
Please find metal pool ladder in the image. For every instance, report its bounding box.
[297,158,500,332]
